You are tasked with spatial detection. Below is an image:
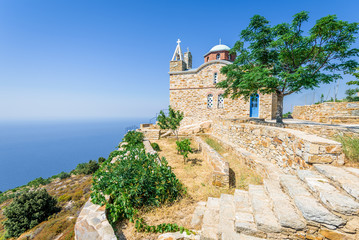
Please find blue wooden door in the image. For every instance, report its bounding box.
[250,94,259,118]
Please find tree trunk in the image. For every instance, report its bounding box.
[276,93,284,124]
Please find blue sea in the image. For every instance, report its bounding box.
[0,118,146,192]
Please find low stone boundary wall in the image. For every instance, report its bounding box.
[194,136,229,187]
[75,199,116,240]
[293,102,359,124]
[211,120,344,172]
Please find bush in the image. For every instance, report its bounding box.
[151,142,161,151]
[336,135,359,163]
[98,157,106,164]
[176,139,193,163]
[3,189,59,238]
[73,160,99,175]
[122,130,144,149]
[91,145,185,223]
[27,177,51,187]
[58,194,72,202]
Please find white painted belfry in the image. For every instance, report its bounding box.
[171,39,183,61]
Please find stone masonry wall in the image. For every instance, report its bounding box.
[194,136,229,187]
[211,119,344,172]
[293,102,359,124]
[170,60,276,126]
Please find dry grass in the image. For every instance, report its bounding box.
[201,135,263,190]
[0,175,92,240]
[120,137,262,239]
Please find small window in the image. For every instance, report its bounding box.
[216,53,220,60]
[228,54,231,61]
[213,73,218,84]
[218,94,224,108]
[207,57,209,62]
[207,94,213,108]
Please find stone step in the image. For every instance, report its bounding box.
[314,164,359,201]
[248,185,282,233]
[263,179,306,230]
[280,175,345,229]
[345,167,359,178]
[191,201,207,229]
[201,197,220,240]
[221,232,266,240]
[297,170,359,215]
[218,194,235,240]
[234,189,266,238]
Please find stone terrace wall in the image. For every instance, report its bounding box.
[293,102,359,124]
[211,119,344,172]
[194,136,229,187]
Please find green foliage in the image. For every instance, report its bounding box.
[98,157,106,164]
[3,189,59,238]
[283,112,292,118]
[336,135,359,163]
[50,171,71,180]
[346,68,359,101]
[135,218,193,234]
[91,145,185,224]
[218,11,359,123]
[122,130,144,149]
[73,160,99,175]
[176,139,193,163]
[157,106,184,139]
[151,142,161,151]
[27,177,51,187]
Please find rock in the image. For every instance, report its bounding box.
[158,232,199,240]
[314,164,359,201]
[190,202,206,229]
[297,170,359,215]
[280,175,345,228]
[248,185,281,233]
[318,229,348,240]
[263,179,306,230]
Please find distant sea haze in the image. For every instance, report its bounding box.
[0,118,147,192]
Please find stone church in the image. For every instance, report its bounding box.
[169,39,277,125]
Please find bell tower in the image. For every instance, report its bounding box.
[170,39,186,72]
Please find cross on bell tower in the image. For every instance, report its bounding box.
[170,39,191,72]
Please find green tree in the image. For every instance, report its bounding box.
[3,189,59,238]
[346,68,359,101]
[176,139,193,164]
[157,106,184,140]
[217,11,359,123]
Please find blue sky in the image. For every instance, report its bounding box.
[0,0,358,120]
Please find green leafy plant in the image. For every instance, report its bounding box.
[346,67,359,101]
[135,218,193,234]
[283,112,292,118]
[157,106,184,140]
[27,177,51,187]
[3,189,59,238]
[176,139,193,163]
[218,11,359,123]
[98,157,106,164]
[122,130,144,149]
[151,142,161,151]
[72,160,99,175]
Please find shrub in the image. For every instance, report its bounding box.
[151,142,161,151]
[3,189,59,238]
[122,130,144,148]
[157,106,184,140]
[58,171,71,180]
[336,135,359,163]
[27,177,51,187]
[73,160,99,175]
[91,145,185,223]
[98,157,106,164]
[176,139,193,163]
[58,194,72,202]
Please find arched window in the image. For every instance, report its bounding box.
[216,53,220,60]
[207,57,209,62]
[213,73,218,84]
[228,54,231,61]
[207,94,213,108]
[218,94,224,108]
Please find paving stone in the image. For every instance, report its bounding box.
[345,167,359,178]
[314,164,359,201]
[263,179,306,230]
[201,198,220,240]
[280,175,345,228]
[191,202,207,229]
[248,185,281,233]
[297,170,359,215]
[218,194,235,239]
[234,190,266,238]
